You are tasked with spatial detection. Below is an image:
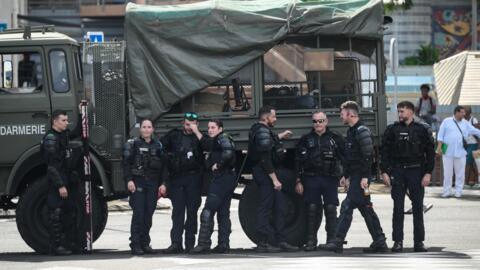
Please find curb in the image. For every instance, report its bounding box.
[0,201,171,219]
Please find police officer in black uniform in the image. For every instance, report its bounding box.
[191,119,237,254]
[326,101,388,253]
[124,118,168,255]
[295,111,345,251]
[41,109,83,255]
[380,101,434,253]
[161,112,205,254]
[248,106,299,252]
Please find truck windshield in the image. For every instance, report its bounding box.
[0,52,43,94]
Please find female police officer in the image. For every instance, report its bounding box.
[123,119,168,255]
[190,119,237,254]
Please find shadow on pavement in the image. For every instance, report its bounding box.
[0,247,472,262]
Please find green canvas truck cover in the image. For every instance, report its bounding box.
[125,0,384,119]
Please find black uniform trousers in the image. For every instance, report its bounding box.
[391,167,425,242]
[47,178,82,249]
[253,165,287,244]
[202,171,237,246]
[303,175,339,206]
[169,173,202,248]
[336,174,385,241]
[129,177,158,247]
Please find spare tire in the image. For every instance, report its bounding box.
[16,177,108,254]
[238,168,306,246]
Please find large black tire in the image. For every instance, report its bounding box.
[238,168,306,246]
[16,177,108,254]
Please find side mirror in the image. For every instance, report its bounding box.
[2,60,12,88]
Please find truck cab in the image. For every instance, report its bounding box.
[0,26,108,253]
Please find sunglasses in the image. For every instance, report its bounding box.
[312,119,326,124]
[184,112,198,120]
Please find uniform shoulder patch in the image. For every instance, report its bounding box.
[256,124,270,134]
[127,138,136,145]
[153,138,163,148]
[357,125,370,133]
[42,132,58,153]
[329,130,343,138]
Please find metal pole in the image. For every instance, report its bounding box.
[389,38,399,117]
[473,0,478,50]
[81,101,93,253]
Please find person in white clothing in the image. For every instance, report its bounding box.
[436,106,480,198]
[464,106,480,187]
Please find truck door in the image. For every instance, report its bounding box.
[0,49,51,164]
[46,46,80,135]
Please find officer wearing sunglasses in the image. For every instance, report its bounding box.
[294,111,345,251]
[160,112,206,254]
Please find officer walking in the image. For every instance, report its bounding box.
[123,118,168,255]
[294,111,344,251]
[248,105,299,252]
[161,112,205,253]
[380,101,435,252]
[325,101,388,253]
[191,119,237,254]
[41,108,83,255]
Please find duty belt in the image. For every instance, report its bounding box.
[303,168,328,177]
[173,169,201,177]
[394,163,421,169]
[213,168,235,177]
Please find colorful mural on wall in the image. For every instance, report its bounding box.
[432,6,480,60]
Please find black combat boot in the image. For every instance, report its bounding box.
[324,237,344,253]
[142,245,156,254]
[363,237,389,253]
[391,241,403,253]
[318,204,337,250]
[414,241,428,252]
[359,206,389,253]
[212,243,230,254]
[278,242,300,252]
[256,239,281,253]
[131,245,145,255]
[304,204,321,251]
[49,208,72,256]
[163,243,184,254]
[191,209,214,254]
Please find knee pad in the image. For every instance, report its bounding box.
[325,204,337,216]
[205,193,222,210]
[307,203,318,212]
[339,199,353,215]
[200,209,213,223]
[50,208,62,221]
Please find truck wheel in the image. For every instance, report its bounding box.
[238,168,306,246]
[16,177,108,254]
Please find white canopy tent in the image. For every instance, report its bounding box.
[435,51,480,106]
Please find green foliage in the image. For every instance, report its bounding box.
[384,0,414,13]
[403,44,439,65]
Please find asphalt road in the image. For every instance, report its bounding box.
[0,188,480,270]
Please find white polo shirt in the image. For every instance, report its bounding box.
[437,116,480,158]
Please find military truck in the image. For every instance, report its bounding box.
[0,0,388,253]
